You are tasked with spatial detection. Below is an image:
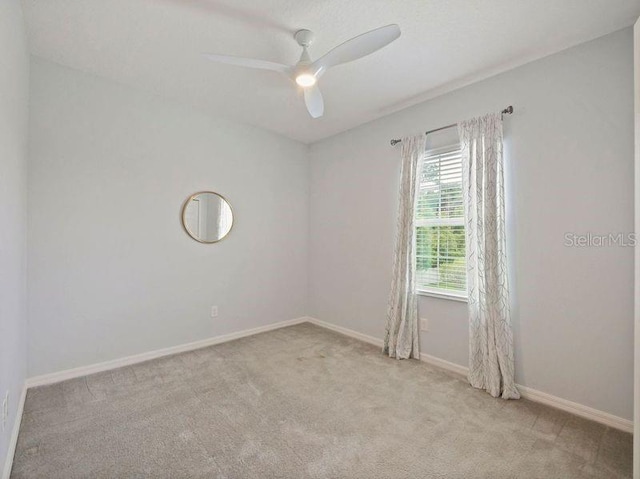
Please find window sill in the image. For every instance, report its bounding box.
[417,290,468,303]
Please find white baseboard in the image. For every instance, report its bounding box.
[306,317,384,348]
[26,317,308,388]
[517,385,633,433]
[21,315,634,434]
[419,352,469,377]
[2,384,27,479]
[306,317,634,433]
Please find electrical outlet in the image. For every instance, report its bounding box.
[210,306,218,318]
[420,318,429,331]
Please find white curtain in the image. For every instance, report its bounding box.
[383,134,426,360]
[459,113,519,399]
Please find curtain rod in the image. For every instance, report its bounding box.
[389,106,514,146]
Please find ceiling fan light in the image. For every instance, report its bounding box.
[295,73,316,87]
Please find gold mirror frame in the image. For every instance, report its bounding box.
[181,191,234,244]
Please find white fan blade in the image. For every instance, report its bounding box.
[203,54,290,74]
[304,84,324,118]
[311,24,400,77]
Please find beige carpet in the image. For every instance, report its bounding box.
[10,323,632,478]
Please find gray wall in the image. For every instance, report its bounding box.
[0,0,29,474]
[309,29,634,420]
[634,19,640,476]
[28,59,310,376]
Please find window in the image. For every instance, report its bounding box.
[415,145,467,299]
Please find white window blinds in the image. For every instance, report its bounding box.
[415,145,467,297]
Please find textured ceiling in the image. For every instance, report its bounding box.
[22,0,640,143]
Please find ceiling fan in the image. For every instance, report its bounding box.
[204,24,401,119]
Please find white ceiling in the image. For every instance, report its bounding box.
[22,0,640,144]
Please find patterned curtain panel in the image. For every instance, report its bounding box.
[458,113,520,399]
[384,134,426,360]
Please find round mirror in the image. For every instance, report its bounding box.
[181,192,234,243]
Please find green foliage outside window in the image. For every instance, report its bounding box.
[416,155,466,292]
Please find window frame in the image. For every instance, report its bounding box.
[415,144,468,302]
